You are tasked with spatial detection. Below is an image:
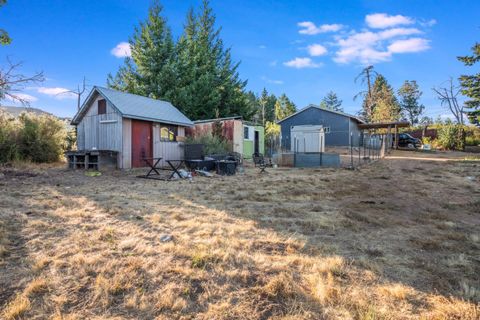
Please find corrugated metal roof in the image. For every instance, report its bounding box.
[193,116,243,124]
[72,86,193,126]
[277,104,365,124]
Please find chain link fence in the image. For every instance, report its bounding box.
[270,130,394,169]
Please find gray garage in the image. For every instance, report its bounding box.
[278,104,365,149]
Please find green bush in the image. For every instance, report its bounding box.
[436,124,465,150]
[185,133,232,155]
[0,110,68,163]
[0,111,19,163]
[464,126,480,146]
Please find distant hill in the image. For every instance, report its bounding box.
[0,106,72,123]
[0,106,53,117]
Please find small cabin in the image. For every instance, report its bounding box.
[185,116,265,159]
[71,86,193,169]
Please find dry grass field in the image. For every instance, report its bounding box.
[0,150,479,319]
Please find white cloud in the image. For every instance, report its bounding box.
[6,93,38,102]
[388,38,430,53]
[259,45,267,49]
[284,57,321,68]
[420,19,437,27]
[378,27,422,39]
[366,13,414,29]
[333,27,428,65]
[111,42,132,58]
[307,44,328,56]
[37,87,77,99]
[298,21,343,35]
[261,76,284,85]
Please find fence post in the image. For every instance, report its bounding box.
[350,132,354,168]
[358,133,361,165]
[368,133,372,161]
[320,135,323,166]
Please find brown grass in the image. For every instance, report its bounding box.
[0,150,479,319]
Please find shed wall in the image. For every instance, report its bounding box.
[152,123,185,167]
[122,118,132,169]
[76,93,123,152]
[280,108,361,149]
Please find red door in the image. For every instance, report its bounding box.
[131,120,153,168]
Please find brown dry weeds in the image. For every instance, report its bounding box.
[0,150,479,319]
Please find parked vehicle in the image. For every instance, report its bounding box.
[393,133,422,149]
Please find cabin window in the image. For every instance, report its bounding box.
[160,125,177,142]
[324,127,330,134]
[244,127,249,139]
[98,99,106,115]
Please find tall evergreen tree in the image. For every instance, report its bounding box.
[107,1,176,102]
[175,0,250,120]
[321,91,343,112]
[262,89,277,123]
[398,80,425,125]
[458,42,480,126]
[0,0,11,45]
[371,75,401,122]
[274,94,296,121]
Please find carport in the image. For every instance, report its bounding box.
[358,121,410,149]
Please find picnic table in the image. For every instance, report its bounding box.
[138,157,163,180]
[137,158,187,181]
[165,159,187,180]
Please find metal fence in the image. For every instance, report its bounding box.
[270,130,394,169]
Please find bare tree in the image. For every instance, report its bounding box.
[58,77,87,110]
[0,58,44,105]
[432,78,465,125]
[354,65,378,120]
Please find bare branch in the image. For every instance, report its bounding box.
[432,78,465,124]
[0,58,44,106]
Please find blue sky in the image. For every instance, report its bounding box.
[1,0,478,119]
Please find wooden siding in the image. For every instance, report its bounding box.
[76,93,123,152]
[153,123,184,167]
[185,119,243,154]
[77,121,85,150]
[122,118,132,169]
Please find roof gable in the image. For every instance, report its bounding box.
[277,104,365,124]
[72,86,193,126]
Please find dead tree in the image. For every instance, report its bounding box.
[354,65,378,120]
[59,77,87,110]
[432,78,465,125]
[0,58,44,105]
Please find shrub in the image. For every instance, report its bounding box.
[0,111,19,163]
[436,124,465,150]
[185,133,232,155]
[464,126,480,146]
[0,110,68,164]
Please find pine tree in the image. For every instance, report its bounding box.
[371,75,401,122]
[398,80,425,126]
[107,1,176,102]
[175,0,250,120]
[0,1,11,45]
[321,91,343,112]
[458,42,480,126]
[260,88,277,123]
[274,94,296,121]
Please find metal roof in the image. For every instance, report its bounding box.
[71,86,193,126]
[358,121,410,129]
[193,116,243,124]
[277,104,365,124]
